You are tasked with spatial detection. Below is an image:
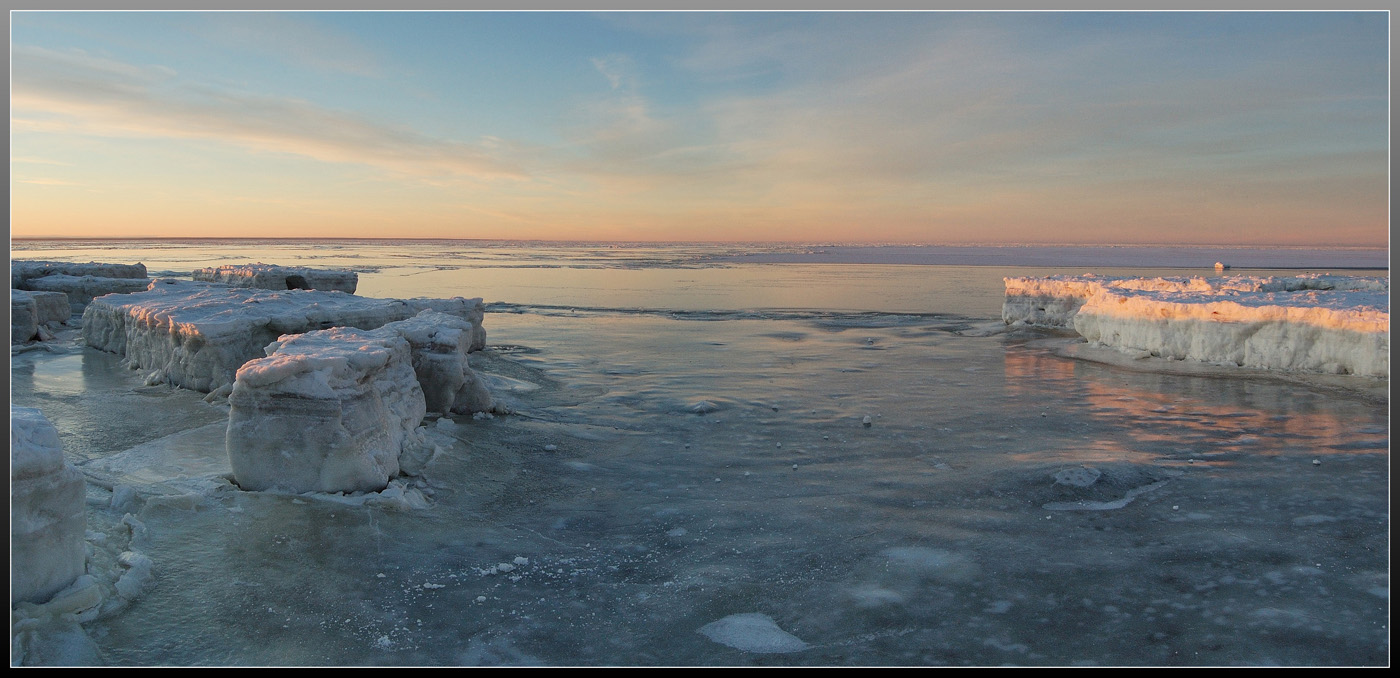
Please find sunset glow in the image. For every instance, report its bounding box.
[9,11,1390,245]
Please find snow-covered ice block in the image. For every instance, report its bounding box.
[403,297,487,352]
[379,311,493,414]
[11,407,87,605]
[12,260,147,288]
[11,290,70,343]
[82,279,488,393]
[227,328,427,493]
[23,274,151,313]
[192,263,359,294]
[1004,274,1390,377]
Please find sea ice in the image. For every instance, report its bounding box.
[697,613,810,654]
[83,279,487,393]
[22,274,153,313]
[374,311,493,415]
[11,407,88,605]
[1003,274,1389,378]
[11,260,148,288]
[192,263,359,293]
[226,327,428,493]
[11,289,71,343]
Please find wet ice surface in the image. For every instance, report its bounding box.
[10,304,1389,666]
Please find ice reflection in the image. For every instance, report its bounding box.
[1003,342,1389,465]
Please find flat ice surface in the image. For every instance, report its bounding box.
[1004,274,1389,378]
[7,241,1390,666]
[193,263,358,293]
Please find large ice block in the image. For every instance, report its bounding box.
[226,328,427,493]
[11,290,70,343]
[82,279,487,393]
[11,407,87,605]
[23,274,152,313]
[192,263,359,294]
[379,311,493,415]
[12,260,147,288]
[1004,274,1390,378]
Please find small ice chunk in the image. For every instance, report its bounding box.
[697,613,809,653]
[512,557,529,566]
[862,415,873,427]
[1053,467,1103,488]
[689,400,720,414]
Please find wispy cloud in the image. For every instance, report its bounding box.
[15,177,84,186]
[11,45,526,181]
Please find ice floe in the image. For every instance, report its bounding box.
[1004,274,1389,378]
[193,262,359,293]
[83,279,487,393]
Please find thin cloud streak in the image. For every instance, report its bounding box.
[11,45,527,182]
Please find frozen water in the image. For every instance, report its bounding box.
[12,260,148,288]
[7,241,1390,666]
[82,279,487,393]
[193,263,359,293]
[1004,274,1389,377]
[698,613,810,653]
[21,274,153,313]
[10,407,87,605]
[228,327,427,493]
[11,289,70,343]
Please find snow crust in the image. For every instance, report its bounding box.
[228,327,428,493]
[11,407,88,605]
[1004,274,1389,378]
[12,290,71,343]
[193,263,359,293]
[82,279,487,393]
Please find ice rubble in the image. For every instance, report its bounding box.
[82,279,487,393]
[227,327,428,493]
[11,407,87,605]
[12,289,71,343]
[193,263,359,294]
[1004,274,1390,378]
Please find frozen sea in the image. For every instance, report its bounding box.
[8,240,1391,666]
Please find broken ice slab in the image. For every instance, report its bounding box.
[82,279,486,393]
[1003,274,1390,378]
[11,407,87,605]
[377,311,493,415]
[22,274,152,313]
[192,263,358,294]
[227,327,427,493]
[11,290,71,343]
[11,260,148,288]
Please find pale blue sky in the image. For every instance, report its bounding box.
[9,11,1389,244]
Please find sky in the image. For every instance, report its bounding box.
[8,11,1390,245]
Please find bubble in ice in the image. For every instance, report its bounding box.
[697,613,809,654]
